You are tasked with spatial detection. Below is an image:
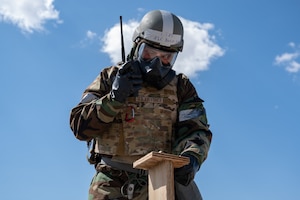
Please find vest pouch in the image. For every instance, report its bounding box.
[122,104,173,155]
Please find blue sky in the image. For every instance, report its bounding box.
[1,0,300,199]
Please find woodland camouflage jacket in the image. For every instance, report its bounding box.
[70,65,212,165]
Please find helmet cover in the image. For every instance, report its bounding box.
[132,10,184,52]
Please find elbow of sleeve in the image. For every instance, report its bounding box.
[70,122,92,141]
[75,132,92,141]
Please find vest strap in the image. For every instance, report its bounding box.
[101,157,147,175]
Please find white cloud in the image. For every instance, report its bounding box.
[86,30,97,39]
[0,0,62,33]
[289,42,296,48]
[286,61,300,73]
[175,18,224,76]
[101,20,139,64]
[79,30,98,47]
[274,43,300,73]
[100,17,224,77]
[275,52,299,64]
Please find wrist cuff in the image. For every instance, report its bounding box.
[95,94,123,123]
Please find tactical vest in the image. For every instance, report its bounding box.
[94,77,178,162]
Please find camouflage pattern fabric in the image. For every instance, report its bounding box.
[70,65,212,166]
[89,163,148,200]
[89,163,202,200]
[70,65,212,199]
[94,76,178,158]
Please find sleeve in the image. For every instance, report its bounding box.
[172,74,213,166]
[69,66,123,141]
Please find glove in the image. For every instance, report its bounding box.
[174,153,200,186]
[110,61,143,103]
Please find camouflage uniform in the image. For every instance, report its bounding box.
[70,65,212,199]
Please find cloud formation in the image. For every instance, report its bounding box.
[101,17,224,77]
[0,0,61,33]
[79,30,99,48]
[275,42,300,73]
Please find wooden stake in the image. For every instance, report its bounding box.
[133,151,189,200]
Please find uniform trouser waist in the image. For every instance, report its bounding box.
[101,157,147,175]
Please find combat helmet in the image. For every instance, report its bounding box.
[128,10,184,61]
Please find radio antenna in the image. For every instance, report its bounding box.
[120,16,126,63]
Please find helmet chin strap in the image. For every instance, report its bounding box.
[139,57,176,90]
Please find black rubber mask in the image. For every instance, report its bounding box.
[139,57,176,90]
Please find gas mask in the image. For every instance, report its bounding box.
[137,43,177,89]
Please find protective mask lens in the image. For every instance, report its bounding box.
[138,43,178,67]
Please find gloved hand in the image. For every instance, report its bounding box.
[174,153,200,186]
[110,61,143,103]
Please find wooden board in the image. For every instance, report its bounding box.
[148,160,174,200]
[133,152,190,200]
[133,151,190,170]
